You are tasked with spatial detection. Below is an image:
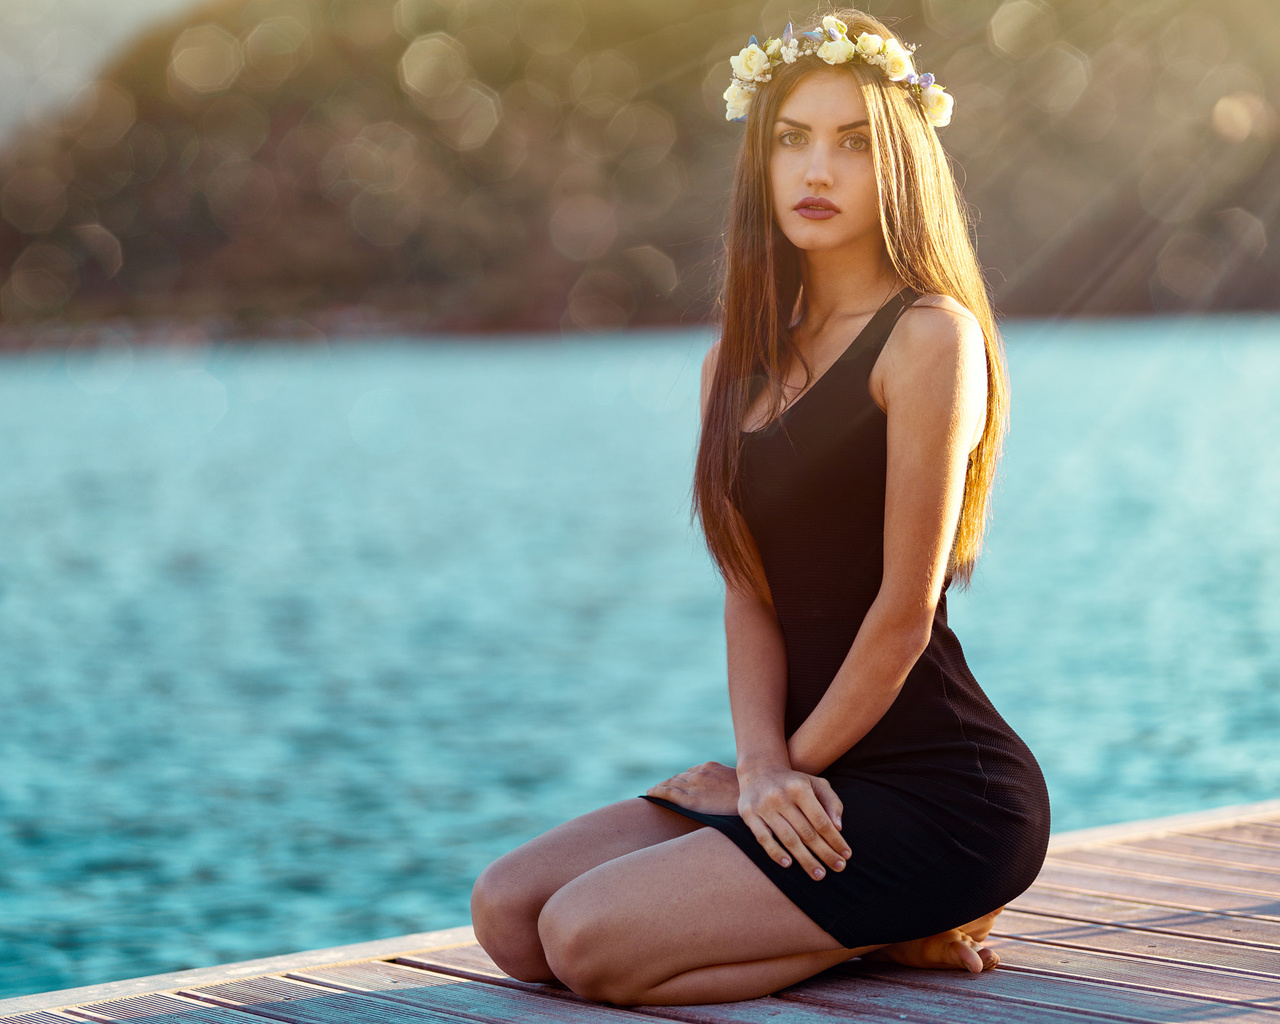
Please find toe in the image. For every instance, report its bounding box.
[953,940,985,973]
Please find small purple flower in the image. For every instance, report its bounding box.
[919,72,935,89]
[906,72,919,86]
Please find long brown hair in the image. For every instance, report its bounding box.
[693,7,1008,596]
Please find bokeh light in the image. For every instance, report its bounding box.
[0,0,1277,341]
[168,24,244,97]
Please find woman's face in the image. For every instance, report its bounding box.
[769,69,881,255]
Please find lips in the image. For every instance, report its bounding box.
[795,196,840,212]
[795,195,840,220]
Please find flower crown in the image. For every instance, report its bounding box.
[723,16,953,128]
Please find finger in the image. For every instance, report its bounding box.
[765,813,828,879]
[978,946,1000,971]
[782,785,849,868]
[812,777,847,836]
[743,813,796,869]
[777,807,845,874]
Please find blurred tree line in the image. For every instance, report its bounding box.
[0,0,1277,341]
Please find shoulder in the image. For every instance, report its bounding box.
[702,338,722,378]
[873,293,987,411]
[895,294,984,361]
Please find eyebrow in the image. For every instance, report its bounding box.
[778,117,869,131]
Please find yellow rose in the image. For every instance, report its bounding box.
[765,37,781,57]
[730,43,771,82]
[920,84,954,127]
[822,15,849,39]
[881,38,914,82]
[724,79,753,120]
[817,36,855,65]
[855,32,884,56]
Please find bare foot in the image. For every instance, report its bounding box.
[956,906,1004,944]
[863,908,1005,975]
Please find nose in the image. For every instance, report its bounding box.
[804,141,834,191]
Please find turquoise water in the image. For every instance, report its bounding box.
[1,318,1278,997]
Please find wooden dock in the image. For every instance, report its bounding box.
[4,799,1280,1023]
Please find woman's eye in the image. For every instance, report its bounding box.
[844,134,869,150]
[778,130,804,145]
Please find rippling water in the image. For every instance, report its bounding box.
[2,318,1278,997]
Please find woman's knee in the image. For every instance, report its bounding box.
[470,855,555,982]
[537,886,649,1005]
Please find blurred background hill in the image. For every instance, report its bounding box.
[1,0,1277,341]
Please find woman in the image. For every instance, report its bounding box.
[470,8,1050,1006]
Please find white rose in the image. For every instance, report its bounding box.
[855,32,884,57]
[730,43,771,82]
[881,39,914,82]
[724,79,753,120]
[822,15,848,39]
[920,84,954,127]
[817,36,855,65]
[765,37,781,57]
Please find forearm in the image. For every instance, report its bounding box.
[724,586,791,773]
[787,599,931,775]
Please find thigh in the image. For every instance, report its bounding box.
[479,797,704,908]
[540,825,855,987]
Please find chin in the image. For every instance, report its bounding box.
[785,229,852,252]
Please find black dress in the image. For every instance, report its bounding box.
[643,288,1051,948]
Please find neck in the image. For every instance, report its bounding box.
[795,241,902,328]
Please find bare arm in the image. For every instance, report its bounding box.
[787,299,989,775]
[691,340,792,773]
[649,342,850,879]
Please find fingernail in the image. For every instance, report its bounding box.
[843,848,851,858]
[780,857,791,867]
[835,859,845,870]
[813,867,824,879]
[834,818,842,829]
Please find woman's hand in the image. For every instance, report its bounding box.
[738,765,849,880]
[646,761,740,815]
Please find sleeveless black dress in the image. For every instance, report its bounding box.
[644,288,1050,949]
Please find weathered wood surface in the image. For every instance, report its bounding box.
[5,800,1280,1024]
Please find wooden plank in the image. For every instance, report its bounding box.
[282,962,642,1024]
[0,928,478,1018]
[1193,824,1280,851]
[779,967,1149,1024]
[180,975,470,1024]
[394,948,513,986]
[1033,861,1280,919]
[66,993,277,1023]
[292,960,916,1024]
[993,909,1280,975]
[397,945,1239,1024]
[1112,834,1280,871]
[798,959,1280,1024]
[994,938,1280,1008]
[1010,887,1280,948]
[1052,847,1280,895]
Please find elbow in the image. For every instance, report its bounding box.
[875,604,934,663]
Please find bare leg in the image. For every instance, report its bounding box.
[537,826,885,1005]
[470,798,703,981]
